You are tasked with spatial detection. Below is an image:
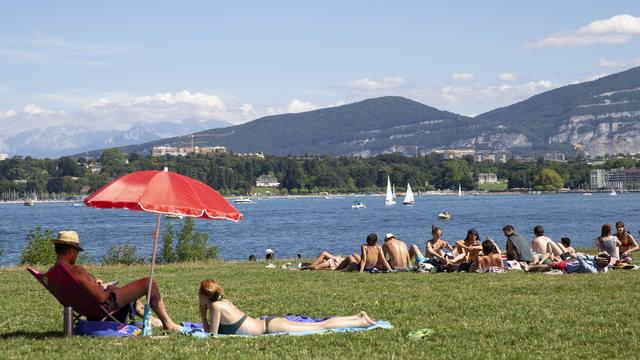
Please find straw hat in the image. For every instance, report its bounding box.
[53,230,84,251]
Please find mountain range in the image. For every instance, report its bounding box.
[4,119,231,159]
[53,66,640,158]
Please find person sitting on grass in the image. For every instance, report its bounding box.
[535,237,576,265]
[472,238,504,272]
[452,229,483,272]
[503,225,533,264]
[382,233,411,271]
[53,230,181,332]
[595,224,620,266]
[410,225,455,271]
[198,279,376,335]
[358,233,393,273]
[531,225,562,263]
[615,221,639,263]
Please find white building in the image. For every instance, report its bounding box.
[256,174,280,187]
[0,153,8,161]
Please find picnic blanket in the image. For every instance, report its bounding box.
[181,315,393,338]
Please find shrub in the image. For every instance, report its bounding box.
[174,218,218,262]
[102,244,145,265]
[20,227,56,265]
[160,222,175,264]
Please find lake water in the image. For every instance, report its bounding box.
[1,193,638,265]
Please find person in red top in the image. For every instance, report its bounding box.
[52,230,181,332]
[615,221,639,263]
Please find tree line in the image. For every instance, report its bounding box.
[0,148,638,196]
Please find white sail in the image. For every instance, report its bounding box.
[392,184,397,199]
[458,183,462,197]
[403,183,414,205]
[385,176,396,206]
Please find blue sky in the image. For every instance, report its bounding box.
[1,0,639,139]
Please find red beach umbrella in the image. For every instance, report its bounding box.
[84,167,242,334]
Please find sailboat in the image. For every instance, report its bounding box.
[385,177,396,206]
[458,184,462,197]
[403,183,414,205]
[392,184,397,199]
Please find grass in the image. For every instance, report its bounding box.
[1,261,639,359]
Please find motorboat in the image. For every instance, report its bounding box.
[610,190,617,196]
[234,197,253,203]
[438,212,450,220]
[352,201,366,209]
[165,214,184,219]
[583,193,592,196]
[402,183,414,205]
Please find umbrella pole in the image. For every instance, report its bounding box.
[143,213,162,336]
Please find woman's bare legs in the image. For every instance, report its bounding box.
[310,252,333,267]
[266,311,376,333]
[112,277,181,331]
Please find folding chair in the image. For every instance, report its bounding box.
[27,262,130,336]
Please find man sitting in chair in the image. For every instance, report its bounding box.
[53,230,181,332]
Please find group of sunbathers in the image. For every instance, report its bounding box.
[50,230,377,336]
[302,220,639,274]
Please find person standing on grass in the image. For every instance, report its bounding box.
[53,230,181,332]
[503,225,533,263]
[382,233,411,271]
[198,279,376,335]
[615,221,639,263]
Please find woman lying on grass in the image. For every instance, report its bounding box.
[198,279,376,335]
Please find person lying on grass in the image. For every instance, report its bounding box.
[301,251,360,271]
[53,230,181,332]
[198,279,376,335]
[526,252,611,273]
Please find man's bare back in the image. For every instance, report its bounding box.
[383,238,410,270]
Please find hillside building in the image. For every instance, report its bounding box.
[237,152,265,159]
[256,174,280,187]
[0,153,8,161]
[477,173,498,184]
[474,150,507,163]
[151,146,227,157]
[605,168,640,191]
[543,153,566,162]
[589,169,606,190]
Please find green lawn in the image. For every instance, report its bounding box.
[1,261,638,359]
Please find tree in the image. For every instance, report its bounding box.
[533,167,564,191]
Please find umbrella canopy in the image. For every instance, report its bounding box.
[83,167,241,335]
[84,168,242,222]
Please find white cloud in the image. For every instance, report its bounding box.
[525,14,640,48]
[597,57,625,67]
[287,99,317,113]
[0,91,262,139]
[347,76,406,91]
[498,73,516,81]
[0,32,134,66]
[451,72,475,81]
[584,73,609,81]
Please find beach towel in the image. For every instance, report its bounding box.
[76,320,142,337]
[181,316,393,338]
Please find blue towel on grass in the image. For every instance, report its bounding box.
[181,317,393,338]
[76,320,143,337]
